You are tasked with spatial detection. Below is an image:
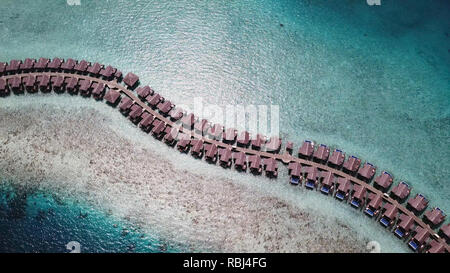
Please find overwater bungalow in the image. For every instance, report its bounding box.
[357,162,376,182]
[169,107,184,121]
[265,136,282,153]
[91,82,106,99]
[190,139,204,158]
[74,60,89,73]
[104,89,121,106]
[313,144,329,163]
[34,57,49,71]
[48,57,63,71]
[177,134,191,153]
[298,140,314,159]
[205,143,218,163]
[288,162,302,185]
[320,171,335,195]
[147,93,162,107]
[0,78,8,96]
[119,97,134,115]
[151,119,166,138]
[342,155,361,175]
[207,123,224,140]
[194,119,210,135]
[8,76,22,93]
[87,62,102,76]
[328,149,345,169]
[304,166,319,189]
[426,240,446,253]
[263,157,278,178]
[394,213,415,239]
[251,134,266,150]
[100,65,116,80]
[157,100,173,115]
[123,72,139,88]
[335,177,351,201]
[248,155,262,174]
[233,151,247,171]
[390,181,411,203]
[139,112,155,132]
[136,86,153,100]
[20,58,35,72]
[438,223,450,244]
[6,59,21,74]
[237,131,251,147]
[374,171,393,192]
[37,75,50,92]
[51,76,64,93]
[379,203,398,228]
[423,207,446,228]
[407,194,429,215]
[61,58,76,72]
[129,104,143,124]
[408,226,430,252]
[364,193,383,218]
[218,148,233,168]
[163,126,178,146]
[350,184,367,209]
[78,79,92,96]
[24,75,37,92]
[65,77,78,94]
[181,113,196,130]
[223,128,237,144]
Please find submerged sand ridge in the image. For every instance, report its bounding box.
[0,96,407,252]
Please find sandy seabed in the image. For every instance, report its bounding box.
[0,95,408,252]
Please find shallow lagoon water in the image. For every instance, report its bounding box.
[0,0,449,252]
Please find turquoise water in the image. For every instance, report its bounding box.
[0,0,449,252]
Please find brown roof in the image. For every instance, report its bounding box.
[157,100,173,114]
[190,139,204,155]
[265,136,282,152]
[9,76,22,89]
[65,77,78,90]
[6,59,21,72]
[147,93,162,106]
[398,213,414,231]
[123,72,139,87]
[305,166,319,181]
[163,126,178,143]
[92,82,105,96]
[119,97,133,111]
[78,79,92,92]
[367,193,382,210]
[51,76,64,88]
[37,75,50,87]
[336,177,351,193]
[34,57,49,69]
[136,86,153,99]
[391,181,411,200]
[169,107,184,121]
[321,171,334,187]
[181,113,196,128]
[343,156,361,172]
[61,58,76,70]
[313,144,330,161]
[382,203,398,220]
[407,194,429,213]
[25,75,36,88]
[74,60,89,72]
[352,184,366,201]
[87,62,102,74]
[205,143,218,159]
[233,151,247,167]
[374,171,393,190]
[248,155,262,170]
[20,58,35,70]
[237,131,250,146]
[100,65,115,78]
[219,148,232,163]
[288,162,302,177]
[48,57,63,69]
[329,149,345,166]
[194,119,209,133]
[140,112,155,128]
[439,223,450,239]
[223,128,237,142]
[424,208,446,226]
[412,226,430,244]
[298,140,314,157]
[263,158,278,173]
[0,78,6,92]
[151,119,165,135]
[129,104,143,120]
[427,240,445,253]
[177,134,191,150]
[357,162,376,180]
[104,89,121,104]
[251,134,266,149]
[208,124,224,139]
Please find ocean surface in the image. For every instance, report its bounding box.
[0,0,449,252]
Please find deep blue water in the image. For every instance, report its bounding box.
[0,180,183,253]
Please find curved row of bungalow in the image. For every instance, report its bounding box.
[0,58,448,253]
